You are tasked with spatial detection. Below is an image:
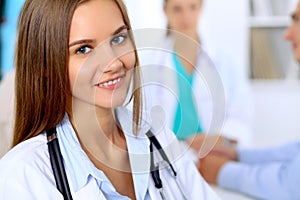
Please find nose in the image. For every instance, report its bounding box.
[182,9,190,22]
[103,59,123,74]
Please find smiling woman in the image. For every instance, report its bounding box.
[0,0,220,199]
[68,0,136,111]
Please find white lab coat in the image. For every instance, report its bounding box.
[0,109,220,200]
[140,35,254,146]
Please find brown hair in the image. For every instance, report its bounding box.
[13,0,142,146]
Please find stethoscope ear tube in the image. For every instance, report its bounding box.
[149,143,163,189]
[46,127,73,200]
[146,130,177,176]
[147,130,188,200]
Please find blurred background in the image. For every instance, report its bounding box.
[122,0,300,147]
[124,0,299,80]
[0,0,300,146]
[0,0,300,148]
[122,2,300,199]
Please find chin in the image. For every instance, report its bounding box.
[111,100,126,108]
[103,96,127,108]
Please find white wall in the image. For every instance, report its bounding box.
[251,80,300,147]
[200,0,249,77]
[124,0,165,29]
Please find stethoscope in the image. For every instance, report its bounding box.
[46,127,188,200]
[146,130,188,200]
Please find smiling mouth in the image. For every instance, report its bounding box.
[96,77,123,88]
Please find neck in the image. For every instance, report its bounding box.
[69,99,117,139]
[171,31,200,74]
[68,99,135,198]
[68,99,129,170]
[174,30,199,43]
[174,32,199,58]
[173,30,199,50]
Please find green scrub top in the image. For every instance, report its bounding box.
[172,53,203,140]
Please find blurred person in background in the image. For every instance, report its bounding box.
[198,2,300,199]
[141,0,254,162]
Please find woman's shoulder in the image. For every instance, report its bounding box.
[0,134,63,199]
[0,133,51,176]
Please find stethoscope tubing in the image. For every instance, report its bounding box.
[46,128,73,200]
[46,127,187,200]
[146,130,188,200]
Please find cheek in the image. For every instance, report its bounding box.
[172,14,182,23]
[192,12,200,22]
[167,12,179,23]
[68,61,76,90]
[296,27,300,41]
[68,59,84,91]
[122,51,136,70]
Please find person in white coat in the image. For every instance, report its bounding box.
[198,2,300,199]
[0,0,220,199]
[140,0,254,161]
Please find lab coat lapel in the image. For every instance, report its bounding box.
[125,132,151,200]
[74,178,106,200]
[116,107,151,200]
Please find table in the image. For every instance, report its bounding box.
[212,186,255,200]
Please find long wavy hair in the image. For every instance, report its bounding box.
[13,0,141,146]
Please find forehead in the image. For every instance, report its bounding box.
[70,0,124,41]
[293,1,300,14]
[166,0,201,5]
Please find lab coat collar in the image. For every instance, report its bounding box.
[58,114,130,194]
[57,116,95,191]
[59,110,151,200]
[74,177,107,200]
[116,106,151,200]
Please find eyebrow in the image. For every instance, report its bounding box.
[69,39,96,48]
[112,25,129,35]
[291,10,300,19]
[68,25,129,48]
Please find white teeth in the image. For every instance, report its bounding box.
[98,77,121,87]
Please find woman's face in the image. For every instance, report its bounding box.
[68,0,136,109]
[164,0,202,35]
[285,2,300,62]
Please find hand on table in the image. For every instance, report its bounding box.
[197,153,230,184]
[186,134,239,184]
[186,134,237,158]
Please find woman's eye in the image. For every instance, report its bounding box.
[190,4,197,11]
[76,46,92,55]
[111,33,128,46]
[293,15,300,23]
[173,6,181,13]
